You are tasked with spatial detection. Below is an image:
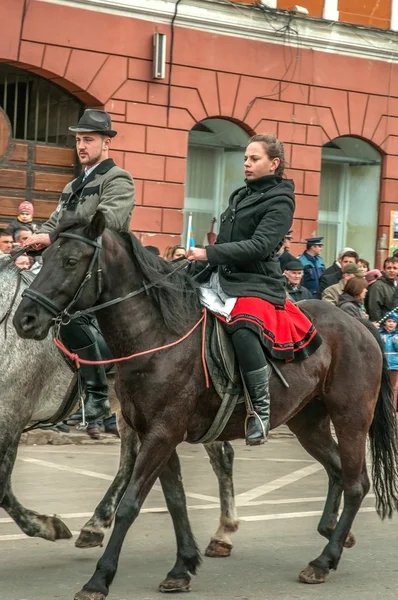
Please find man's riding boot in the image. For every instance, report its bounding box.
[244,363,271,446]
[69,343,111,423]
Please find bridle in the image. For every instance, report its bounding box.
[22,232,103,326]
[22,231,191,326]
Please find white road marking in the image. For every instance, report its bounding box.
[18,457,219,503]
[235,463,324,505]
[0,506,379,541]
[20,448,315,462]
[0,493,377,526]
[240,506,376,521]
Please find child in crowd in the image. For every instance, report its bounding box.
[379,313,398,409]
[8,201,37,235]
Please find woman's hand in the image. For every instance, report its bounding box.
[22,233,51,250]
[187,247,208,262]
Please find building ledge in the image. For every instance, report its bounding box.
[40,0,398,63]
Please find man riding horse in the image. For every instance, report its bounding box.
[188,134,322,445]
[23,109,135,422]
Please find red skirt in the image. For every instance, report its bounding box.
[216,297,322,362]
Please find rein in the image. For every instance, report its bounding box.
[54,308,210,388]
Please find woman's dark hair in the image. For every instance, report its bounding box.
[248,134,285,176]
[358,258,369,270]
[344,277,367,302]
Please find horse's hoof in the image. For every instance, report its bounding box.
[36,515,72,541]
[204,539,233,558]
[344,531,356,549]
[159,577,191,593]
[74,591,106,600]
[75,529,104,549]
[299,565,328,584]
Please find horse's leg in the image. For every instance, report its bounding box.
[0,433,71,541]
[287,400,355,549]
[76,414,139,549]
[74,434,200,600]
[298,402,371,584]
[204,441,239,558]
[2,482,72,541]
[158,451,201,593]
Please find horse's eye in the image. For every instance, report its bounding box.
[65,258,78,267]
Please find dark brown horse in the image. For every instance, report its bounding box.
[14,211,398,600]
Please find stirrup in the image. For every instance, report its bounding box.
[244,410,267,445]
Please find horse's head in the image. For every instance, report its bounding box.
[13,210,106,340]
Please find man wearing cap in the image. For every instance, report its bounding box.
[298,237,325,298]
[278,229,296,271]
[284,260,313,302]
[23,109,135,423]
[321,263,365,306]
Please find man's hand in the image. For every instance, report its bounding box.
[187,247,208,262]
[22,233,51,250]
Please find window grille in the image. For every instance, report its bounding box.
[0,64,82,146]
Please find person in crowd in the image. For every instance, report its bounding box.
[13,226,32,246]
[358,258,370,274]
[284,259,313,302]
[144,245,160,256]
[364,269,382,315]
[8,201,37,235]
[0,229,13,254]
[23,109,135,424]
[318,250,359,296]
[298,237,325,297]
[367,257,398,322]
[14,253,31,270]
[323,247,356,276]
[188,133,322,445]
[169,245,186,260]
[278,229,296,271]
[322,263,365,306]
[379,314,398,408]
[337,277,368,319]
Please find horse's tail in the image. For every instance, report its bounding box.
[359,318,398,519]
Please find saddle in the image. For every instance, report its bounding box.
[195,311,288,445]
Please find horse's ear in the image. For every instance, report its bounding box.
[85,210,106,240]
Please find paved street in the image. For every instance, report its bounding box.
[2,435,398,600]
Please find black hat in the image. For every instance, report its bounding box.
[285,259,304,271]
[306,236,323,247]
[69,109,117,137]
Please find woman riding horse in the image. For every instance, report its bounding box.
[188,134,322,445]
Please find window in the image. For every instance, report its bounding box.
[184,119,250,246]
[319,137,381,267]
[0,64,82,146]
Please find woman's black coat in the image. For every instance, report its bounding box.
[194,175,295,306]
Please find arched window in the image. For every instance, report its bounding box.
[319,137,382,267]
[0,64,82,146]
[184,118,250,246]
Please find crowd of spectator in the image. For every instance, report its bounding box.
[278,231,398,406]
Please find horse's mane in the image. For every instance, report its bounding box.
[0,255,36,286]
[53,216,201,335]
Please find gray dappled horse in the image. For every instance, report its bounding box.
[14,211,398,600]
[0,256,239,563]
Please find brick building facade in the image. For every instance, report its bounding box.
[1,0,398,266]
